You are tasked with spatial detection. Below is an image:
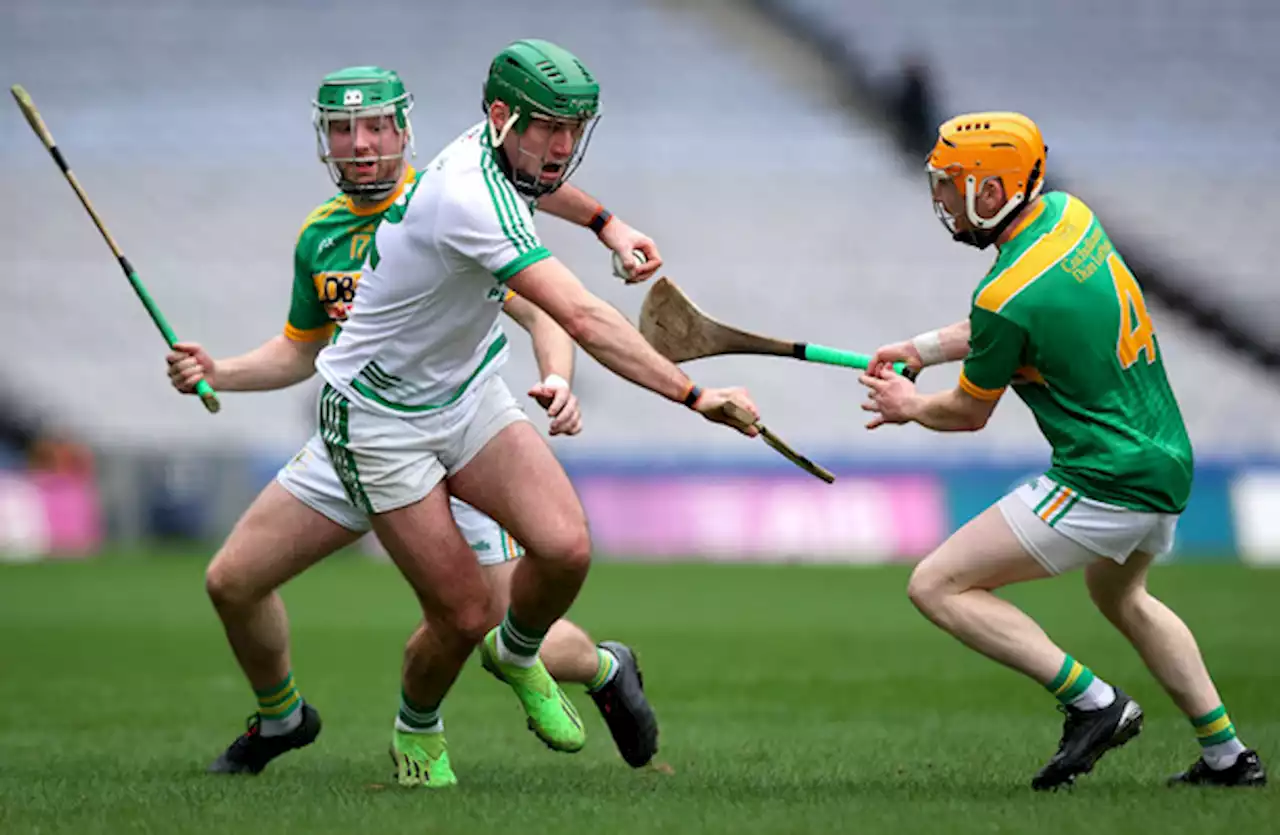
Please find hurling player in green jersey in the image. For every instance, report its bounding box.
[167,64,660,783]
[861,112,1264,791]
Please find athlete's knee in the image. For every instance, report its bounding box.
[434,592,495,648]
[906,555,957,618]
[561,524,592,573]
[205,550,269,610]
[447,606,493,648]
[534,519,592,575]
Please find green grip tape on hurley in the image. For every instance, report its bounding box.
[195,380,221,414]
[801,343,915,379]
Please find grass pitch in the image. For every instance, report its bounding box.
[0,555,1275,834]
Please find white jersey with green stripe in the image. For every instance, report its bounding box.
[314,121,551,417]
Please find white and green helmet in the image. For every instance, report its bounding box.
[312,66,415,197]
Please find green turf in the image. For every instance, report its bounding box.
[0,556,1275,834]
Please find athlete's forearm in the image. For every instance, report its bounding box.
[563,299,691,402]
[537,183,609,231]
[905,387,990,432]
[913,320,972,366]
[528,316,575,383]
[504,295,575,382]
[938,320,972,362]
[215,335,322,392]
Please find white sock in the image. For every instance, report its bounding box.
[260,706,304,737]
[395,715,443,734]
[496,629,539,668]
[1068,676,1116,711]
[1202,738,1247,770]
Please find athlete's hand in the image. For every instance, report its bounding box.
[529,375,582,436]
[867,340,923,378]
[599,218,662,284]
[693,387,760,437]
[860,364,918,429]
[167,342,216,394]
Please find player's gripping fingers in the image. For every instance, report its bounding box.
[859,371,886,393]
[528,384,556,413]
[698,388,760,437]
[180,370,206,392]
[878,363,908,382]
[868,342,917,377]
[529,374,570,416]
[167,357,197,390]
[549,393,582,436]
[547,386,572,418]
[629,238,662,282]
[168,342,212,372]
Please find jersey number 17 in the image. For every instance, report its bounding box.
[1109,252,1156,369]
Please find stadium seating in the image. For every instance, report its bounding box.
[3,0,1278,463]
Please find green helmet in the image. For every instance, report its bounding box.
[312,66,415,198]
[482,40,601,197]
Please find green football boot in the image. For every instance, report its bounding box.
[480,627,585,753]
[389,728,457,789]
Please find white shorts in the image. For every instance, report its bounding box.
[998,474,1178,575]
[275,375,528,567]
[317,373,527,515]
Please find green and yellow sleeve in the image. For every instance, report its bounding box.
[284,230,335,343]
[960,307,1026,401]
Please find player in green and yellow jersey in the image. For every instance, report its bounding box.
[167,66,660,783]
[862,112,1265,791]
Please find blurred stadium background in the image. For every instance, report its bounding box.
[1,2,1277,832]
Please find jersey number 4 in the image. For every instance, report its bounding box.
[1109,252,1156,369]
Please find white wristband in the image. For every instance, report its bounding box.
[542,374,570,390]
[911,330,946,367]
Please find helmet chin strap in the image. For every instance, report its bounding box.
[338,159,406,202]
[953,207,1022,250]
[490,118,564,198]
[343,178,397,201]
[953,166,1042,250]
[488,109,519,148]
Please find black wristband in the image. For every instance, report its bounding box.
[682,384,703,408]
[588,207,613,236]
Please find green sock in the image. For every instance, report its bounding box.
[587,647,620,692]
[1046,655,1097,705]
[497,608,546,667]
[1192,705,1247,768]
[396,689,442,734]
[256,672,303,736]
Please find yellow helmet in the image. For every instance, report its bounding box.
[926,112,1047,247]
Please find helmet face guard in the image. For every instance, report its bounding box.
[312,67,415,198]
[927,163,1040,249]
[486,106,599,198]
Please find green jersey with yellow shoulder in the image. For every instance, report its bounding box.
[283,168,422,344]
[959,190,1193,514]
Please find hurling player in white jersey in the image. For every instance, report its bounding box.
[311,39,757,783]
[167,60,672,782]
[310,40,759,788]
